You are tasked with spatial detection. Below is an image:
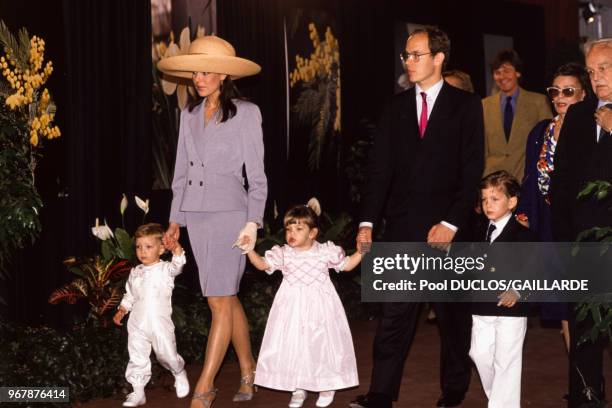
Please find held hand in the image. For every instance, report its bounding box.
[163,223,180,251]
[357,226,373,254]
[233,222,258,254]
[427,223,456,251]
[113,308,126,326]
[497,290,519,308]
[595,105,612,133]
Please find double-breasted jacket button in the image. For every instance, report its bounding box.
[190,161,194,166]
[199,181,203,186]
[188,180,192,185]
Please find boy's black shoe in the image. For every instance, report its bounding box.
[348,393,392,408]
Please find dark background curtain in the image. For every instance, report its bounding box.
[216,0,547,216]
[217,0,288,222]
[1,0,152,326]
[1,0,570,325]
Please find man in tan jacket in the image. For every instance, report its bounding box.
[482,49,552,181]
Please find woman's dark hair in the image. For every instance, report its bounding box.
[283,204,319,231]
[410,26,451,69]
[552,62,593,98]
[491,49,523,74]
[188,76,244,122]
[480,170,521,199]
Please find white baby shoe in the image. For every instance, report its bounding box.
[174,370,190,398]
[289,389,307,408]
[122,389,146,407]
[316,390,336,407]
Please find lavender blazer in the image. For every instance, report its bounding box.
[169,99,267,227]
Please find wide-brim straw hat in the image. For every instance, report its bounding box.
[157,35,261,79]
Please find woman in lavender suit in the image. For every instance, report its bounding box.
[157,35,267,408]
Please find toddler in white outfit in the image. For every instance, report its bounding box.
[113,223,189,407]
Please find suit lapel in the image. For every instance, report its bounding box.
[489,92,505,145]
[423,82,451,141]
[509,88,529,148]
[586,98,599,143]
[400,88,419,140]
[187,103,206,164]
[494,216,519,242]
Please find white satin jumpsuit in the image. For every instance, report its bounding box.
[119,252,186,387]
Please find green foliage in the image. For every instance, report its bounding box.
[344,119,376,205]
[291,69,339,171]
[49,197,150,323]
[0,106,42,278]
[0,322,131,405]
[49,258,133,323]
[0,20,30,69]
[575,181,612,350]
[100,227,136,264]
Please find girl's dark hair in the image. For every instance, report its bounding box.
[283,205,319,230]
[552,62,593,98]
[480,170,521,199]
[188,77,244,122]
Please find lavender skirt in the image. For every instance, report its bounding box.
[185,211,247,296]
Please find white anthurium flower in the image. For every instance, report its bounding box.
[91,218,114,241]
[135,196,150,215]
[120,194,128,216]
[159,26,205,109]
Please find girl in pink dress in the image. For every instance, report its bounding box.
[244,199,362,408]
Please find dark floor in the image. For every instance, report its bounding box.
[81,316,611,407]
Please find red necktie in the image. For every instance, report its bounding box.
[419,92,428,138]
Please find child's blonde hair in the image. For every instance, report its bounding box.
[134,223,164,241]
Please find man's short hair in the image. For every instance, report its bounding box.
[480,170,521,199]
[490,49,523,74]
[409,26,451,69]
[584,37,612,56]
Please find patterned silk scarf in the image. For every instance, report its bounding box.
[536,117,559,200]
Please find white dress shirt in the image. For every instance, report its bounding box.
[488,212,512,243]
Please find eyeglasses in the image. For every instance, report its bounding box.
[546,86,582,98]
[400,51,432,63]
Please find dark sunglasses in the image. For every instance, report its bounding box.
[546,86,581,98]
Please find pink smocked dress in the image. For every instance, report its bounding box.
[254,241,359,392]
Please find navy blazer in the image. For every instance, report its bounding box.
[472,216,537,317]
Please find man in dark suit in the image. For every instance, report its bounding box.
[551,38,612,407]
[351,26,484,408]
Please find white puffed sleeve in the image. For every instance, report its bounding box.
[263,245,284,275]
[324,241,349,272]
